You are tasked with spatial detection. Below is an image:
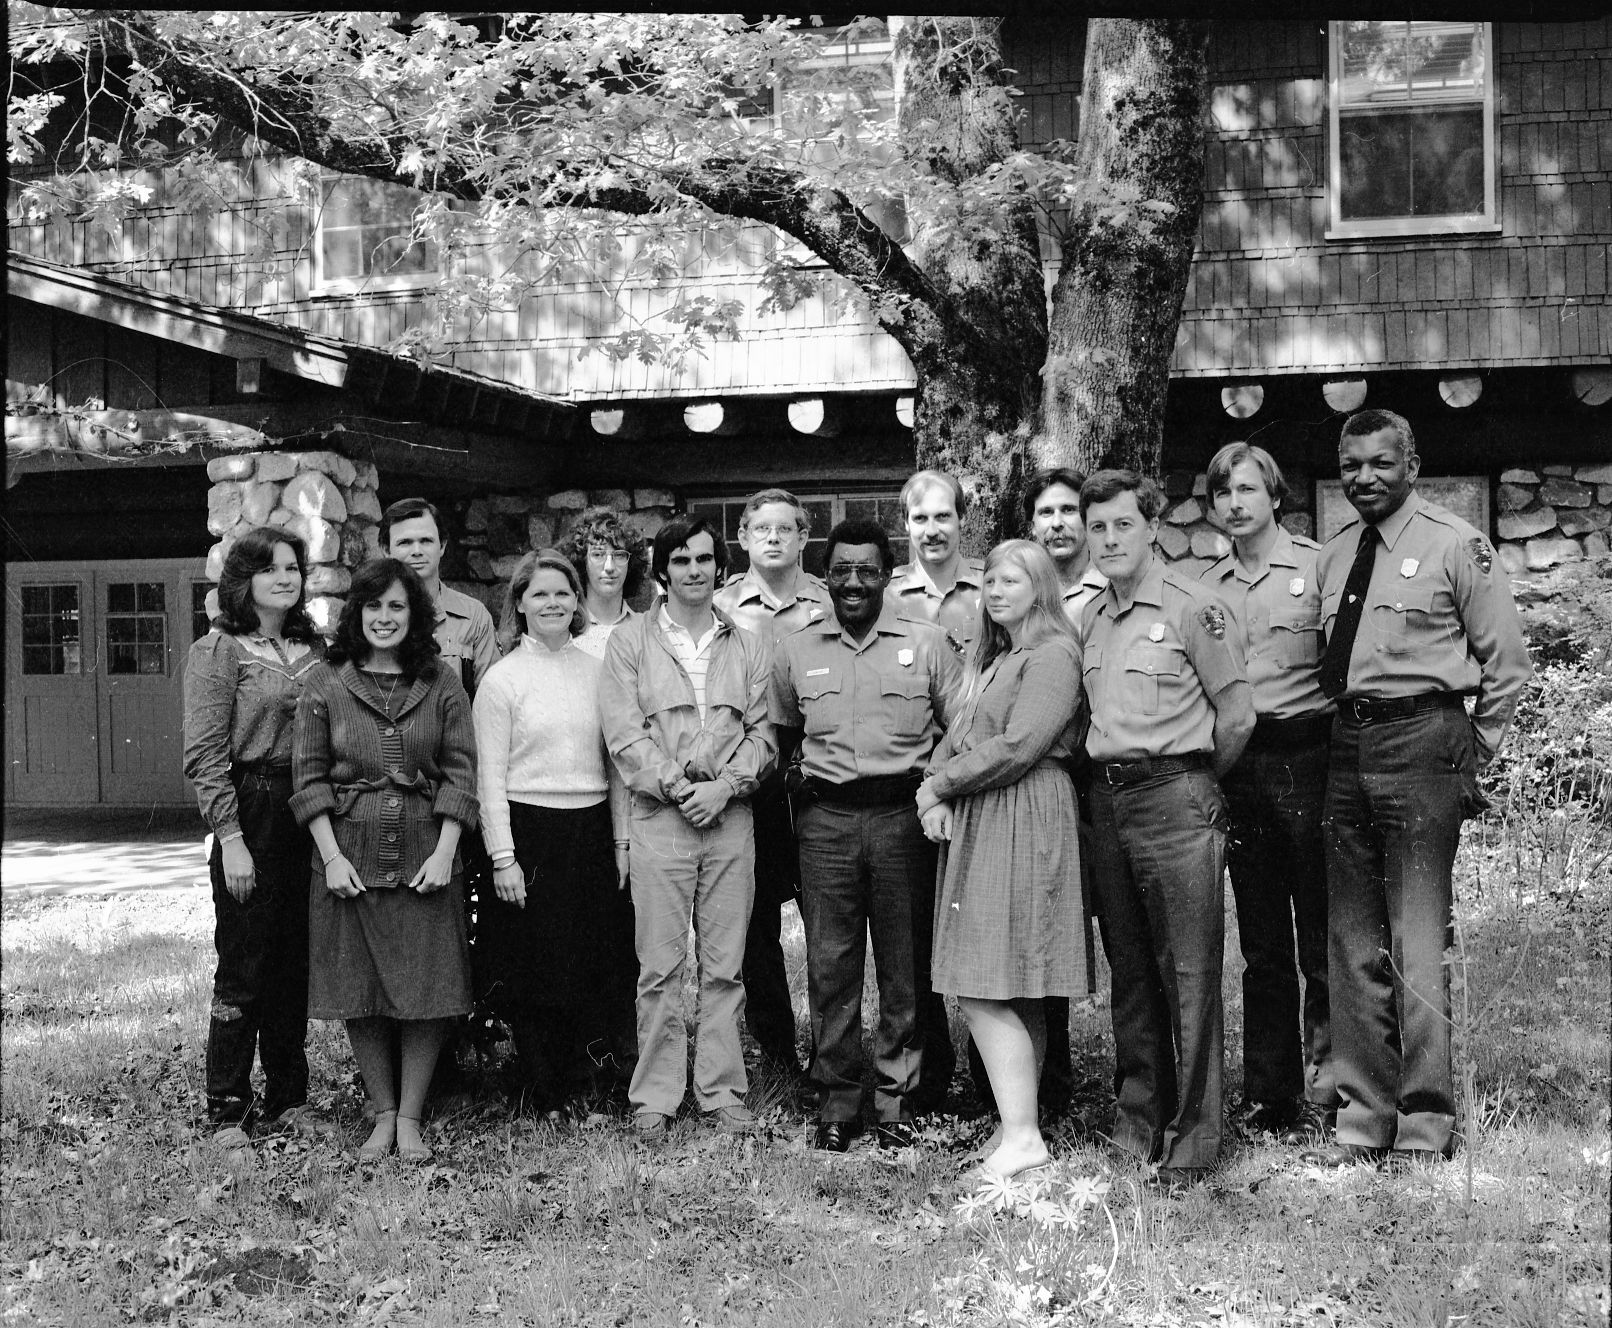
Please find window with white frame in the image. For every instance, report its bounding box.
[1327,20,1498,239]
[688,488,906,578]
[313,177,439,293]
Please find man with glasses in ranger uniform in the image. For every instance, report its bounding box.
[1304,410,1530,1171]
[771,518,961,1151]
[714,488,834,1087]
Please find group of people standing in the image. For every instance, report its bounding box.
[182,406,1531,1187]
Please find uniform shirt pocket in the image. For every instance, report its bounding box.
[1320,589,1343,637]
[1269,607,1323,670]
[1371,585,1434,655]
[797,671,843,737]
[1123,644,1184,715]
[879,674,931,735]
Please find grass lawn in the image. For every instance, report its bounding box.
[3,826,1607,1327]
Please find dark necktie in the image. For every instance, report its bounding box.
[1318,524,1380,699]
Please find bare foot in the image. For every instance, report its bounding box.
[967,1124,1004,1163]
[358,1109,397,1162]
[980,1138,1051,1180]
[396,1114,433,1163]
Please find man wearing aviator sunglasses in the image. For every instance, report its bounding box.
[770,519,962,1151]
[714,489,834,1087]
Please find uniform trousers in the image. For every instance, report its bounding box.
[1221,727,1337,1109]
[626,797,754,1116]
[1089,768,1228,1170]
[1324,703,1472,1155]
[796,797,933,1124]
[742,774,803,1071]
[205,770,310,1128]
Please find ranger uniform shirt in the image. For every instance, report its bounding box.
[1081,556,1249,761]
[1317,490,1532,763]
[1061,566,1109,638]
[1202,527,1331,720]
[713,567,833,656]
[884,555,985,657]
[434,584,498,695]
[770,606,962,784]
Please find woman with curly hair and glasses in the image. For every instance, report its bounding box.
[291,558,479,1163]
[474,549,633,1115]
[564,505,648,660]
[183,526,325,1148]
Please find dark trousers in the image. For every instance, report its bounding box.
[205,771,310,1127]
[1090,769,1228,1170]
[1324,705,1472,1155]
[1222,732,1337,1109]
[743,777,803,1071]
[797,798,938,1123]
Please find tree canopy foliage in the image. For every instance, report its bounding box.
[8,9,1209,545]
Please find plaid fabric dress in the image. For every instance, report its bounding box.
[927,635,1087,1000]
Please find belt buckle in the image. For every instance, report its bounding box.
[1104,762,1132,785]
[1352,697,1375,723]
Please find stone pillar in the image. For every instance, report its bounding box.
[204,448,381,634]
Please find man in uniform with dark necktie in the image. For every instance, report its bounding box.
[1308,410,1531,1169]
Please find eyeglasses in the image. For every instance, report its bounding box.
[747,524,799,540]
[825,564,887,585]
[587,544,627,565]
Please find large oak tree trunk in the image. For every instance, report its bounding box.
[894,16,1047,553]
[1037,19,1209,478]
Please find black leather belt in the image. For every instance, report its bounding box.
[804,773,922,806]
[1094,753,1207,787]
[1247,713,1334,750]
[1335,692,1465,725]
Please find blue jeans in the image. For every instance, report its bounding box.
[796,799,934,1123]
[1222,734,1337,1108]
[626,796,754,1116]
[1089,769,1228,1170]
[1324,704,1472,1154]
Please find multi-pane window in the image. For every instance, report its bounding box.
[105,582,167,675]
[688,490,905,578]
[1328,21,1497,238]
[20,583,82,675]
[314,177,439,292]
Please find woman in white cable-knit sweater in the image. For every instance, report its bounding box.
[471,549,633,1115]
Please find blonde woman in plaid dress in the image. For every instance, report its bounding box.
[916,540,1086,1180]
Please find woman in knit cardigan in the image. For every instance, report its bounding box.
[473,549,633,1115]
[291,558,479,1163]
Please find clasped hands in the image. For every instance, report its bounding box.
[915,778,953,844]
[668,774,731,829]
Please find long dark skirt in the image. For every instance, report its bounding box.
[476,800,636,1107]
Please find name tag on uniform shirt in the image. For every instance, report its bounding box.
[806,668,830,677]
[897,648,914,667]
[1289,577,1304,596]
[1401,558,1419,578]
[1148,623,1165,642]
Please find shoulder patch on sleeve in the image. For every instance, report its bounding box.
[1198,604,1226,639]
[1467,537,1494,574]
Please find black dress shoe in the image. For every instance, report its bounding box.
[1389,1146,1452,1170]
[1300,1142,1389,1169]
[1147,1165,1211,1193]
[813,1120,862,1152]
[875,1121,919,1150]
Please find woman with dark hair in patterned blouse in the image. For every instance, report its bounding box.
[183,525,324,1148]
[291,558,478,1164]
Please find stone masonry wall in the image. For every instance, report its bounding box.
[204,449,381,631]
[1495,462,1612,573]
[445,486,678,616]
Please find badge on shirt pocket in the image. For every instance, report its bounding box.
[897,648,914,667]
[1289,577,1304,596]
[1400,558,1419,578]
